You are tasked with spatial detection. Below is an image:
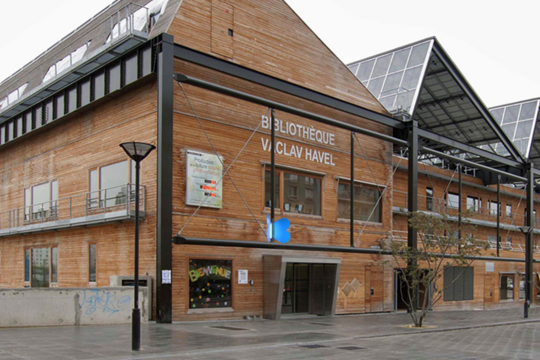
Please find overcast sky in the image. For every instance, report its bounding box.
[1,0,538,107]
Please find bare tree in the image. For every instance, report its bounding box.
[384,211,489,327]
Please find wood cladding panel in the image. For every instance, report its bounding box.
[169,0,388,114]
[211,0,234,58]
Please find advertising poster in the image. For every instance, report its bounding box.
[186,150,223,208]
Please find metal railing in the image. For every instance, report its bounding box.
[393,190,540,228]
[0,3,150,112]
[0,184,145,231]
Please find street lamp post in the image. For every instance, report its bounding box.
[120,142,156,351]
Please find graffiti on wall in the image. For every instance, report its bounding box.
[80,290,131,316]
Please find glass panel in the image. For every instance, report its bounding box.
[31,248,50,288]
[371,54,392,78]
[519,275,525,300]
[407,42,429,68]
[490,108,504,123]
[426,188,433,211]
[389,48,410,73]
[51,247,57,283]
[519,102,537,120]
[348,63,359,76]
[94,71,105,100]
[25,249,30,282]
[55,94,65,118]
[109,63,121,93]
[500,275,514,300]
[502,105,519,124]
[32,183,50,218]
[382,71,403,94]
[100,161,128,207]
[506,204,512,217]
[380,95,397,110]
[44,100,53,123]
[80,80,91,106]
[264,171,280,208]
[188,259,232,309]
[502,123,516,139]
[357,59,375,81]
[25,188,31,220]
[141,47,152,77]
[447,193,459,208]
[67,86,77,113]
[367,77,385,98]
[401,66,422,91]
[89,244,97,282]
[89,170,98,208]
[467,196,479,212]
[515,120,533,139]
[338,183,381,222]
[125,54,138,85]
[283,173,321,215]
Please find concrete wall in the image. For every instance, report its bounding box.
[0,287,149,327]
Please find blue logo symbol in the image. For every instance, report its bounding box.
[266,215,291,243]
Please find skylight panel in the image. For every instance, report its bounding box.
[0,83,28,110]
[42,43,90,84]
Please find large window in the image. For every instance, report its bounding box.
[519,274,525,300]
[264,170,322,216]
[443,266,474,301]
[446,192,459,209]
[489,201,500,216]
[25,246,57,287]
[467,196,480,212]
[500,274,514,300]
[189,259,232,310]
[337,181,382,223]
[426,187,433,211]
[506,204,512,217]
[89,160,135,208]
[25,180,58,221]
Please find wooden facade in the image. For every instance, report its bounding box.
[0,0,538,324]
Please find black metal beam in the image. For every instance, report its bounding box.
[408,121,419,250]
[420,146,527,182]
[350,132,354,247]
[497,175,500,257]
[173,44,404,130]
[174,74,408,147]
[458,165,462,240]
[156,33,174,323]
[172,236,535,263]
[417,128,523,168]
[525,162,534,318]
[431,43,524,164]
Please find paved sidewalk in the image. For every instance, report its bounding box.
[0,307,539,359]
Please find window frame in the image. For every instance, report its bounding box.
[88,158,135,209]
[500,273,515,300]
[466,195,480,212]
[24,245,58,288]
[24,179,58,222]
[263,168,324,217]
[187,256,234,313]
[336,178,383,224]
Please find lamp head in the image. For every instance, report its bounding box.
[120,142,156,162]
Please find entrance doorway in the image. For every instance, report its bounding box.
[394,269,432,311]
[281,263,337,315]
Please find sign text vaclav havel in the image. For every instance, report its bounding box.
[260,116,336,166]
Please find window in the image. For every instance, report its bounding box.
[443,266,474,301]
[488,235,499,249]
[446,192,459,209]
[264,170,322,216]
[89,243,97,283]
[89,160,135,208]
[519,274,525,300]
[338,181,382,223]
[24,180,58,221]
[189,259,232,309]
[506,204,512,217]
[489,201,500,216]
[500,274,514,300]
[426,187,433,211]
[24,246,58,288]
[467,196,480,212]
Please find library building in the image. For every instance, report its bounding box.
[0,0,539,325]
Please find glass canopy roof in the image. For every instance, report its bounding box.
[348,38,524,166]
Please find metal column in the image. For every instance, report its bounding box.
[497,175,501,257]
[351,132,354,247]
[458,164,462,240]
[525,162,534,318]
[407,121,419,250]
[156,33,174,323]
[270,108,276,241]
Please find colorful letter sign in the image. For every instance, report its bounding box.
[186,150,223,208]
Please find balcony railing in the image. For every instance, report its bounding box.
[0,184,145,236]
[393,190,540,229]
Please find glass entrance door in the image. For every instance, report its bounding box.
[282,263,310,314]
